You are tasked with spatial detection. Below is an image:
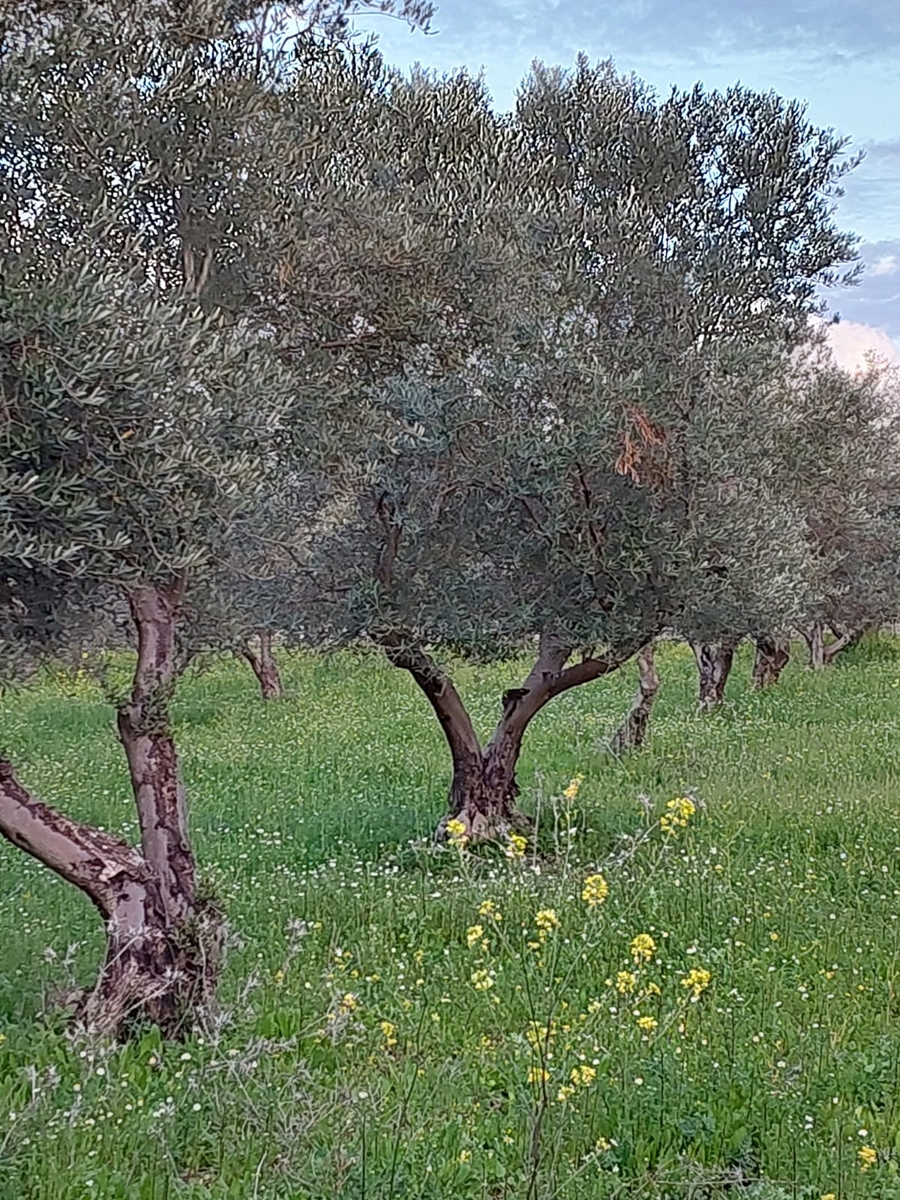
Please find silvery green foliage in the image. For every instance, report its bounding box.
[772,344,900,634]
[291,56,860,661]
[0,1,316,675]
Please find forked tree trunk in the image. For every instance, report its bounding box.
[802,621,867,670]
[690,639,736,712]
[240,630,282,700]
[0,579,220,1040]
[609,643,659,752]
[751,633,791,690]
[382,632,642,841]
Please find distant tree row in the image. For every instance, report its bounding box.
[2,0,897,1037]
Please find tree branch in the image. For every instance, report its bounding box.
[378,634,482,768]
[0,757,149,922]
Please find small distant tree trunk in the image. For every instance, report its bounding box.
[382,632,642,841]
[609,643,659,752]
[0,578,220,1041]
[751,633,791,690]
[802,621,867,669]
[691,638,736,711]
[240,631,282,699]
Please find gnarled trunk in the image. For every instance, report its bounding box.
[0,579,220,1040]
[442,737,526,841]
[383,632,641,841]
[240,630,282,700]
[691,639,736,712]
[609,643,659,752]
[751,633,790,690]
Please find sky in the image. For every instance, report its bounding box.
[351,0,900,368]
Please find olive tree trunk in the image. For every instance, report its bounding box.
[383,633,640,840]
[608,643,659,752]
[751,633,791,690]
[0,579,220,1040]
[802,621,868,670]
[240,630,282,699]
[690,638,736,712]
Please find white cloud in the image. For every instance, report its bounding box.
[871,254,900,277]
[826,318,900,370]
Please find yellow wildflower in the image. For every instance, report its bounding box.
[525,1020,555,1048]
[681,968,712,999]
[563,773,585,802]
[339,992,359,1013]
[630,934,656,963]
[858,1145,877,1171]
[636,1015,658,1032]
[581,873,609,908]
[471,969,494,991]
[616,970,637,994]
[506,833,527,859]
[660,796,696,836]
[478,899,502,920]
[379,1020,397,1047]
[466,924,484,948]
[571,1065,596,1087]
[458,1149,471,1164]
[821,1194,836,1200]
[527,1066,549,1085]
[535,909,560,932]
[557,1084,576,1102]
[446,818,469,849]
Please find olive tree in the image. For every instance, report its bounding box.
[0,0,453,1034]
[286,57,857,835]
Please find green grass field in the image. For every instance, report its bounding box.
[4,641,900,1199]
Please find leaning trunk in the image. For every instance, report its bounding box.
[0,755,216,1040]
[691,639,736,712]
[240,630,282,700]
[609,643,659,751]
[751,634,791,690]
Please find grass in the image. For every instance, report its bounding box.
[3,639,900,1198]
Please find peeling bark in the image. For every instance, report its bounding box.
[383,631,640,839]
[751,633,791,690]
[240,630,283,699]
[609,643,659,751]
[690,639,736,711]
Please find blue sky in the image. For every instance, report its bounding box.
[352,0,900,361]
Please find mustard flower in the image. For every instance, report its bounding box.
[636,1015,658,1032]
[571,1065,596,1087]
[681,968,712,999]
[616,970,637,994]
[581,873,609,908]
[858,1145,877,1171]
[471,969,494,991]
[446,818,469,849]
[535,909,560,932]
[660,796,696,836]
[506,833,527,859]
[563,773,585,802]
[630,934,656,963]
[466,924,484,948]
